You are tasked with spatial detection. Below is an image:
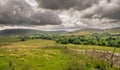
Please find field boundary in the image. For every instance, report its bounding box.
[68,48,120,68]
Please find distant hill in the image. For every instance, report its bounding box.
[0,27,120,36]
[69,27,120,35]
[0,29,67,36]
[105,27,120,33]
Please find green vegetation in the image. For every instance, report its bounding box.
[20,33,120,48]
[56,33,120,47]
[0,48,67,70]
[1,38,120,53]
[0,45,119,70]
[0,27,120,70]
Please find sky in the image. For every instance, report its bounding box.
[0,0,120,31]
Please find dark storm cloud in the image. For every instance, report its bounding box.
[0,0,62,25]
[0,0,120,29]
[36,0,120,19]
[0,0,32,24]
[31,11,62,25]
[37,0,99,10]
[81,0,120,19]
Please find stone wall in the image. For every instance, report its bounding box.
[68,48,120,68]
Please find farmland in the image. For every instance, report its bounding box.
[0,28,120,70]
[0,38,120,70]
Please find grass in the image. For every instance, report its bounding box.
[0,38,120,70]
[1,38,120,53]
[68,44,120,53]
[0,46,119,70]
[0,48,69,70]
[62,49,119,70]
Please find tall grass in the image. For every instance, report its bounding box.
[59,47,119,70]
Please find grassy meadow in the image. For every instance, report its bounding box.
[0,37,120,70]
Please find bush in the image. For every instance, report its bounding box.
[21,38,25,41]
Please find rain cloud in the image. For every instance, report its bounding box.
[0,0,62,25]
[0,0,120,30]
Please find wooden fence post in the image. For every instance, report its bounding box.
[110,48,116,67]
[85,46,87,54]
[91,47,95,59]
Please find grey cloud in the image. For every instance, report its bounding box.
[0,0,62,25]
[81,0,120,19]
[31,11,62,25]
[37,0,99,10]
[38,0,120,19]
[0,0,120,30]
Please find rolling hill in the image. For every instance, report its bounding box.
[0,27,120,36]
[0,29,67,36]
[69,27,120,35]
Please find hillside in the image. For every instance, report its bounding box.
[69,27,120,35]
[105,27,120,33]
[0,29,67,36]
[0,27,120,36]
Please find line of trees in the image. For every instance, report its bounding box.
[56,33,120,47]
[19,33,120,47]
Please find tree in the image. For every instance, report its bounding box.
[72,39,81,44]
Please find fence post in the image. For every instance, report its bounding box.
[85,46,87,54]
[91,47,95,59]
[110,48,116,67]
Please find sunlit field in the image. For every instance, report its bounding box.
[1,38,120,53]
[0,38,120,70]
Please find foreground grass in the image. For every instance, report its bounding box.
[0,48,69,70]
[0,39,120,70]
[0,47,119,70]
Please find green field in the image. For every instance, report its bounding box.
[0,38,120,70]
[1,38,119,53]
